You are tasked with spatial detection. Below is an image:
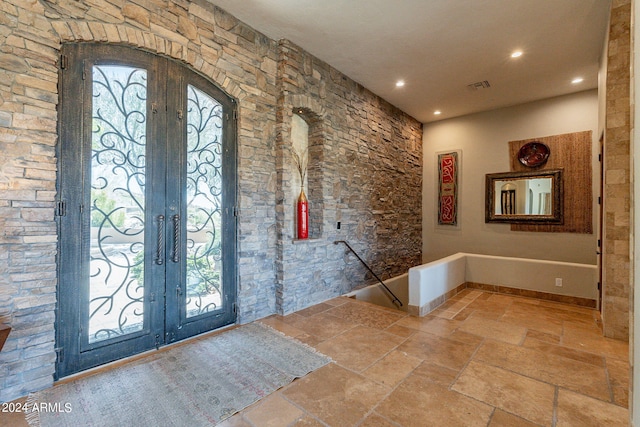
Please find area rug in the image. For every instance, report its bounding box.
[26,322,331,427]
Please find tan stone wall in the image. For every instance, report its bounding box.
[603,0,632,340]
[0,0,423,400]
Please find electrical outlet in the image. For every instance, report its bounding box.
[555,278,563,287]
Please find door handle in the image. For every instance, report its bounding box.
[172,214,180,263]
[156,215,165,265]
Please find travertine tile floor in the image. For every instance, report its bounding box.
[1,290,630,426]
[222,290,630,427]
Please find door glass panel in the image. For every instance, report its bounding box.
[89,65,147,343]
[185,85,223,318]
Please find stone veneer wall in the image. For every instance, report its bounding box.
[0,0,422,401]
[275,40,422,314]
[603,0,631,340]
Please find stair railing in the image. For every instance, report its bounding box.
[334,240,403,308]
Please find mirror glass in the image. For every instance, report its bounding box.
[485,169,563,224]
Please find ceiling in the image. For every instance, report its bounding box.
[206,0,611,124]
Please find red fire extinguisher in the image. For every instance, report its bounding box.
[297,188,309,239]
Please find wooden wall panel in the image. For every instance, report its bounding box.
[508,131,592,233]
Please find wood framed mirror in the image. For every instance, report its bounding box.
[485,169,563,224]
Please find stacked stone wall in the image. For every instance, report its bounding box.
[0,0,422,401]
[275,40,422,314]
[0,0,282,401]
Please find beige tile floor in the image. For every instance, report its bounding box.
[1,290,630,426]
[222,290,630,427]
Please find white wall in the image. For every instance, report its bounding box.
[423,90,599,265]
[465,254,598,300]
[408,253,598,312]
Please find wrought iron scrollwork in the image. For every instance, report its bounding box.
[88,65,147,343]
[184,85,224,318]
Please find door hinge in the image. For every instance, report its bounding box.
[233,206,239,217]
[55,201,66,217]
[598,153,602,162]
[150,292,156,303]
[233,302,238,314]
[177,110,183,120]
[55,347,64,363]
[60,54,68,70]
[151,103,158,114]
[227,110,238,121]
[598,196,601,205]
[597,282,602,291]
[597,239,601,248]
[176,285,183,296]
[155,334,161,350]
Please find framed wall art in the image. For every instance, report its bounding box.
[437,150,461,227]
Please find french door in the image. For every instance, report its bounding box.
[56,44,237,378]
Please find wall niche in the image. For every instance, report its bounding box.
[291,108,324,239]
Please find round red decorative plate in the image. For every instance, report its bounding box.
[517,141,550,167]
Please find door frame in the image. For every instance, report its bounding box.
[597,132,604,311]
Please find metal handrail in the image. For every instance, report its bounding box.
[334,240,403,307]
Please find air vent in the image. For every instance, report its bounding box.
[467,80,491,91]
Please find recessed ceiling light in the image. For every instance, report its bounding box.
[395,80,405,87]
[571,77,584,84]
[434,110,441,115]
[511,51,523,58]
